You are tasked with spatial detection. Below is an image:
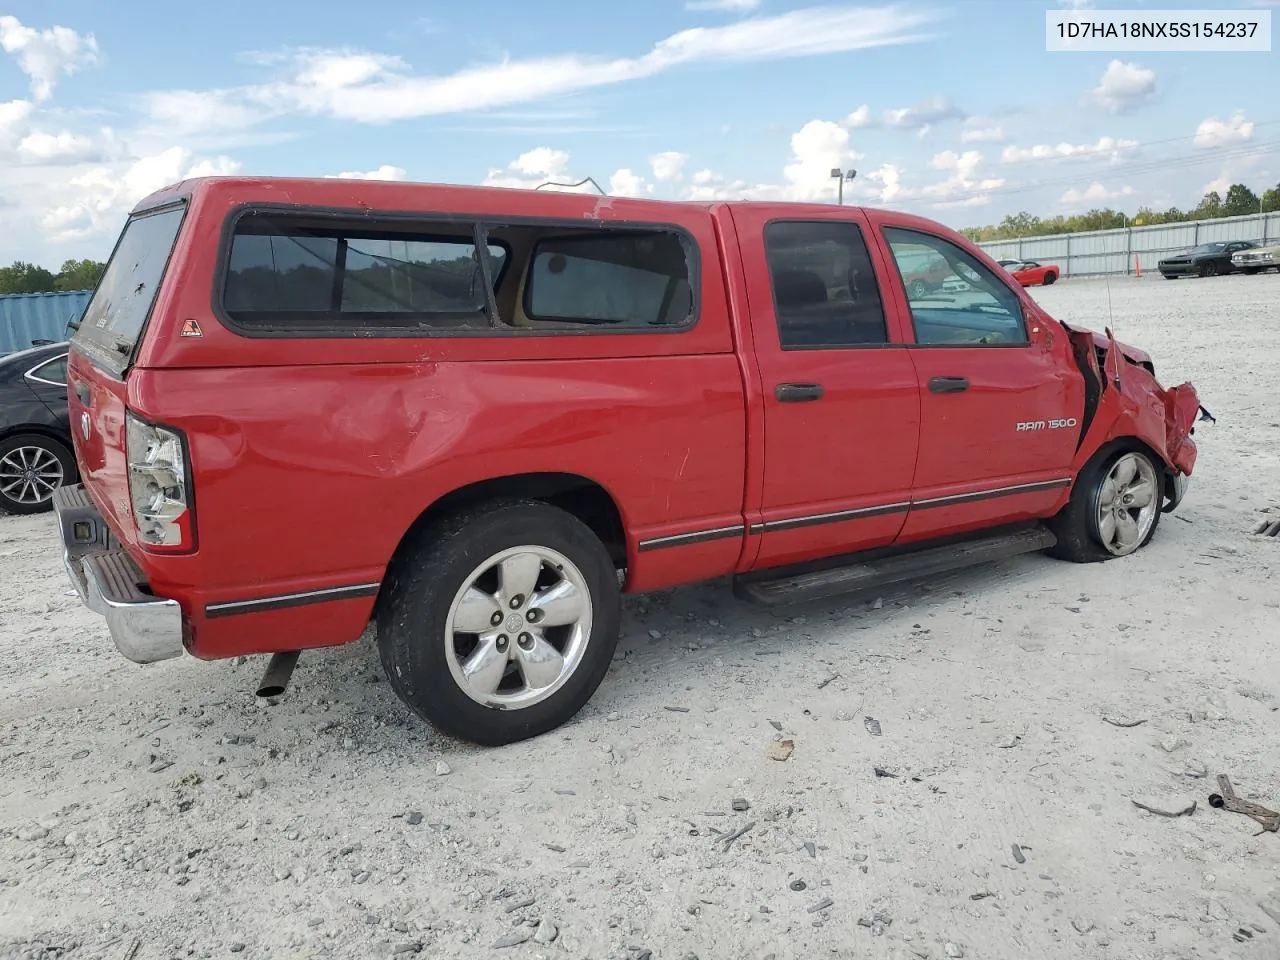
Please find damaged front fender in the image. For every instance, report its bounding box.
[1065,324,1204,507]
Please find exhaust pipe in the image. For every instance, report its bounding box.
[256,651,300,698]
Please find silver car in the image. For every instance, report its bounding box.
[1231,243,1280,274]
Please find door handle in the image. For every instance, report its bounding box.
[928,376,970,394]
[775,382,824,403]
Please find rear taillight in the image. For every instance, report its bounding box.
[126,411,193,549]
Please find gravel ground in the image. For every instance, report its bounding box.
[2,272,1279,960]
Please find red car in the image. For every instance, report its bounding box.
[998,259,1060,286]
[52,177,1204,745]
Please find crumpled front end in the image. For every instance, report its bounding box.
[1063,322,1206,513]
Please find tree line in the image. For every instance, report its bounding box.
[961,182,1280,243]
[0,259,106,295]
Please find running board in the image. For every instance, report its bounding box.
[732,524,1058,607]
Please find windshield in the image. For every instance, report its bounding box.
[1190,243,1226,254]
[73,203,186,375]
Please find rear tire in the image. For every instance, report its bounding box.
[0,433,76,515]
[1048,448,1163,563]
[376,499,621,746]
[1043,272,1057,286]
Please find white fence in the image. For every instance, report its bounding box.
[975,211,1279,278]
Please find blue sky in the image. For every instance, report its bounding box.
[0,0,1275,266]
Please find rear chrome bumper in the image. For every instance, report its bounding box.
[53,485,185,664]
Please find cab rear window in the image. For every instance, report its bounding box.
[73,203,186,374]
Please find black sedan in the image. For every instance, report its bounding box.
[0,341,77,515]
[1158,241,1257,279]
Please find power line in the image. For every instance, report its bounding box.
[990,118,1280,170]
[887,139,1279,209]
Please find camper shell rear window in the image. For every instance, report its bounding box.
[72,202,187,374]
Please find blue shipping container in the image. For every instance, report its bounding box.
[0,290,92,355]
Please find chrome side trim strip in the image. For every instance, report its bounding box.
[637,524,745,553]
[637,478,1073,552]
[205,582,381,619]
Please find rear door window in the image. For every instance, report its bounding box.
[762,220,888,348]
[72,204,186,374]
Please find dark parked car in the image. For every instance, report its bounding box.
[1158,241,1256,279]
[0,341,76,515]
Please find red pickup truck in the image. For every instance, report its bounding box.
[52,177,1204,745]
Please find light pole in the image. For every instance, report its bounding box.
[830,168,857,205]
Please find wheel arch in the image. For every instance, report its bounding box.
[1078,436,1178,506]
[380,471,629,603]
[0,427,79,482]
[0,424,75,451]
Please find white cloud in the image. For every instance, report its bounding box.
[609,168,652,197]
[884,96,963,131]
[1091,60,1156,113]
[1193,112,1254,149]
[685,0,761,10]
[1001,136,1139,164]
[0,95,115,165]
[682,168,753,201]
[143,7,938,129]
[513,147,572,179]
[781,119,862,201]
[0,16,100,102]
[142,88,275,138]
[1060,182,1134,205]
[39,147,241,241]
[481,147,649,198]
[650,150,689,181]
[0,98,33,143]
[865,163,903,203]
[918,150,1005,206]
[16,129,99,164]
[960,119,1005,143]
[328,164,408,181]
[843,104,874,128]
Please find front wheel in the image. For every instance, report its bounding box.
[1048,449,1163,563]
[907,278,928,299]
[376,499,621,746]
[0,434,76,515]
[1198,261,1219,278]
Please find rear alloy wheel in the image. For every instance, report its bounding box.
[1048,448,1163,563]
[907,278,929,299]
[1043,272,1057,286]
[0,434,75,515]
[377,499,621,746]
